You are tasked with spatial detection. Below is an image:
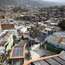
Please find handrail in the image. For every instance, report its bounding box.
[23,53,60,65]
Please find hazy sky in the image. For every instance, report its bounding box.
[42,0,65,3]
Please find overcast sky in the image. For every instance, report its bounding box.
[42,0,65,3]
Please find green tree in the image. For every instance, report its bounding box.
[30,25,40,38]
[58,20,65,30]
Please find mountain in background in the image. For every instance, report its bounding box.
[0,0,65,8]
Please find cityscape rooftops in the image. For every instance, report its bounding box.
[20,27,28,33]
[0,31,13,46]
[2,32,12,42]
[45,28,52,31]
[0,19,16,24]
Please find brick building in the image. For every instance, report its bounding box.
[0,19,16,30]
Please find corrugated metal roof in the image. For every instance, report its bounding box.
[9,40,26,59]
[31,51,65,65]
[12,47,23,57]
[32,56,65,65]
